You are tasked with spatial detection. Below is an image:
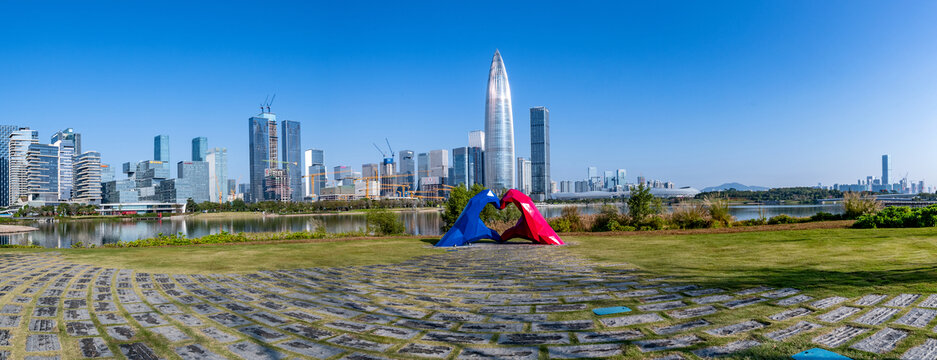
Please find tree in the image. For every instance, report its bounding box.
[366,209,405,235]
[185,198,198,213]
[628,183,660,222]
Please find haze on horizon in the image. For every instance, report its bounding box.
[3,1,936,190]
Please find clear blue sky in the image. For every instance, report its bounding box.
[4,1,937,189]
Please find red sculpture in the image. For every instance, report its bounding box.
[498,189,565,245]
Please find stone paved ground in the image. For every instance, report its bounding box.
[1,247,937,359]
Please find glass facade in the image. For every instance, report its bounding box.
[74,151,102,204]
[9,129,38,204]
[417,152,429,190]
[248,113,275,203]
[882,155,889,185]
[530,107,550,200]
[305,149,325,198]
[26,143,59,202]
[192,137,207,161]
[280,120,302,201]
[175,161,210,203]
[154,135,169,162]
[398,150,415,195]
[52,128,81,155]
[206,148,227,203]
[0,125,18,206]
[52,138,75,200]
[484,50,515,191]
[452,147,468,188]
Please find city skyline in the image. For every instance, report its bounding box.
[5,2,937,189]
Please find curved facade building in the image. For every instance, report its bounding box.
[484,50,515,191]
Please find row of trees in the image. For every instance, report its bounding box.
[185,198,437,214]
[15,204,97,217]
[695,187,845,203]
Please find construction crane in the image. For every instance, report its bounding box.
[260,94,276,113]
[372,143,387,158]
[385,138,395,163]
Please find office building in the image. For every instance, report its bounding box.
[429,149,449,178]
[206,148,227,203]
[560,180,572,193]
[100,164,114,183]
[452,147,485,189]
[616,169,627,189]
[484,50,515,191]
[227,179,236,200]
[517,157,531,194]
[192,137,207,161]
[362,163,379,179]
[469,130,485,149]
[26,143,59,202]
[248,112,277,203]
[0,125,19,206]
[417,152,429,190]
[9,129,38,204]
[333,165,351,182]
[51,136,75,201]
[74,151,102,204]
[263,168,290,201]
[281,120,302,201]
[604,170,615,189]
[882,155,890,186]
[154,135,169,162]
[51,128,82,155]
[398,150,415,195]
[530,106,550,200]
[161,161,210,204]
[305,149,325,199]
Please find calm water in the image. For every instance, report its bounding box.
[4,204,842,248]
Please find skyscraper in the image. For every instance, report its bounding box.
[530,106,550,200]
[26,143,59,202]
[417,152,429,190]
[192,137,207,161]
[469,130,485,149]
[51,128,81,155]
[882,155,889,186]
[452,147,469,188]
[305,149,325,199]
[0,125,18,206]
[154,135,169,162]
[398,150,415,195]
[429,149,449,178]
[248,112,276,203]
[517,157,532,194]
[9,129,38,204]
[74,151,102,204]
[206,148,228,203]
[51,135,75,201]
[281,120,302,201]
[362,163,380,179]
[484,50,515,191]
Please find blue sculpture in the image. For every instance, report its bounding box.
[435,189,502,247]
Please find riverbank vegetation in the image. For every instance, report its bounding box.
[694,186,845,204]
[186,198,437,214]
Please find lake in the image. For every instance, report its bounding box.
[3,204,842,248]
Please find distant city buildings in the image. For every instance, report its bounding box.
[529,106,550,201]
[516,157,531,194]
[305,149,325,199]
[280,120,302,201]
[192,137,207,162]
[248,110,303,203]
[73,151,102,204]
[206,148,228,203]
[154,135,169,162]
[398,150,415,195]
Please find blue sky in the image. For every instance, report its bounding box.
[3,1,937,189]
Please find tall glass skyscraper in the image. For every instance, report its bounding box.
[248,113,276,203]
[74,151,102,204]
[52,128,82,155]
[530,106,550,200]
[0,125,19,206]
[154,135,169,162]
[484,50,515,191]
[9,128,38,204]
[398,150,415,195]
[882,154,890,185]
[192,137,207,161]
[417,152,429,190]
[26,143,59,202]
[52,138,75,201]
[305,149,325,198]
[281,120,302,202]
[206,148,227,203]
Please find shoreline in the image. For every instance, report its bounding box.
[0,224,39,234]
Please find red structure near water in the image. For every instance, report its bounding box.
[498,189,565,245]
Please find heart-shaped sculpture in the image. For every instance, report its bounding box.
[434,189,564,247]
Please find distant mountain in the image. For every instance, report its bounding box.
[701,183,770,192]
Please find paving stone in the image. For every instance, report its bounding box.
[639,301,687,311]
[887,294,922,307]
[762,288,800,298]
[131,312,168,327]
[28,319,56,332]
[106,326,135,341]
[535,304,585,312]
[282,310,323,323]
[547,344,622,358]
[895,308,937,328]
[810,296,849,309]
[851,327,908,354]
[150,325,191,342]
[0,305,21,314]
[327,334,393,352]
[642,294,684,303]
[724,297,767,309]
[901,337,937,360]
[855,307,902,325]
[692,339,761,358]
[32,307,56,317]
[599,313,665,327]
[0,330,10,346]
[66,321,99,336]
[395,319,452,330]
[652,319,711,335]
[488,314,548,322]
[460,322,524,332]
[341,353,392,360]
[575,329,644,343]
[168,314,202,327]
[238,325,289,342]
[247,311,289,326]
[769,307,813,321]
[78,337,113,358]
[431,312,486,322]
[95,312,127,325]
[498,332,569,345]
[531,320,594,331]
[685,288,724,297]
[704,320,764,336]
[458,347,539,360]
[919,295,937,309]
[398,343,453,358]
[65,309,91,321]
[278,339,345,359]
[818,306,862,323]
[634,335,704,352]
[775,294,812,306]
[766,321,823,341]
[668,305,717,319]
[735,286,773,295]
[281,323,334,340]
[207,312,251,327]
[692,295,734,304]
[175,343,226,360]
[617,289,659,297]
[26,334,60,352]
[647,355,687,360]
[814,325,870,347]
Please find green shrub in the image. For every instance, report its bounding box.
[670,202,710,229]
[843,192,883,219]
[591,205,626,232]
[636,215,666,231]
[810,212,845,221]
[548,218,572,232]
[854,205,937,229]
[767,214,811,225]
[628,183,662,222]
[735,218,767,226]
[704,196,733,227]
[560,206,586,232]
[366,209,406,235]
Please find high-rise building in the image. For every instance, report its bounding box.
[170,161,210,203]
[192,137,207,161]
[469,130,485,149]
[333,165,351,182]
[74,151,102,204]
[616,169,627,189]
[882,155,890,186]
[417,152,429,190]
[206,148,228,203]
[26,143,59,202]
[0,125,18,206]
[452,148,469,188]
[51,128,81,155]
[227,179,236,200]
[380,158,396,197]
[280,120,302,201]
[9,129,38,204]
[248,112,277,203]
[484,50,515,191]
[51,136,75,201]
[429,149,449,179]
[530,106,550,200]
[604,170,615,189]
[517,157,532,194]
[263,168,290,202]
[305,149,325,199]
[100,164,114,183]
[362,163,380,179]
[398,150,415,195]
[154,135,169,162]
[452,147,485,189]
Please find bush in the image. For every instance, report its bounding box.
[854,205,937,229]
[559,206,586,232]
[735,218,767,226]
[669,202,710,229]
[810,212,845,221]
[843,192,883,219]
[591,205,626,232]
[548,218,572,232]
[366,209,406,235]
[704,196,733,227]
[766,214,810,225]
[636,215,667,231]
[628,183,661,222]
